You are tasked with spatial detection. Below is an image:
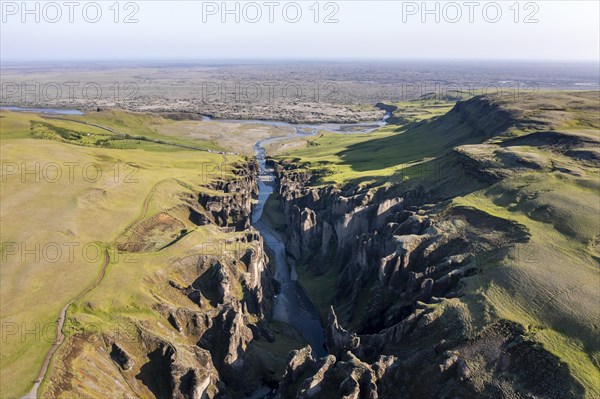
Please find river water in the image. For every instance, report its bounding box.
[244,115,388,398]
[0,106,85,115]
[251,141,328,356]
[247,112,390,358]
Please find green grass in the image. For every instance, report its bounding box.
[246,320,308,386]
[34,115,224,152]
[277,99,482,185]
[40,220,255,397]
[261,194,288,233]
[0,109,243,398]
[453,117,600,395]
[60,109,292,155]
[2,91,599,397]
[386,100,455,125]
[295,262,340,323]
[277,90,600,396]
[456,176,600,396]
[30,120,150,149]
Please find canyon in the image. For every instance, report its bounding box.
[2,91,598,399]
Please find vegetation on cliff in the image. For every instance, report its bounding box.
[273,91,600,397]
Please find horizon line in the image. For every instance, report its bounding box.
[2,57,599,65]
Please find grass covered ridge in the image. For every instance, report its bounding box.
[0,109,244,398]
[278,91,600,396]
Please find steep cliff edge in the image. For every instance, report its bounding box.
[273,92,600,398]
[43,161,305,399]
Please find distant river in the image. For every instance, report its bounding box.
[215,110,391,137]
[0,106,85,115]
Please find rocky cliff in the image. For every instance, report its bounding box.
[45,161,289,399]
[271,93,597,398]
[273,163,584,399]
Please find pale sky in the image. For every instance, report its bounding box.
[1,0,599,62]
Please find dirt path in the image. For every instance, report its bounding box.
[22,249,111,399]
[21,127,235,398]
[23,175,176,398]
[138,180,163,221]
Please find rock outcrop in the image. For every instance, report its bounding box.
[271,95,590,397]
[198,161,260,231]
[46,160,282,399]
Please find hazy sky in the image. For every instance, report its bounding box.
[1,1,599,62]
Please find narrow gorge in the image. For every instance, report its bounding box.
[265,94,597,398]
[270,161,580,398]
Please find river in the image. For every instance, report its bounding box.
[0,106,85,115]
[251,141,328,356]
[244,114,388,399]
[247,112,390,353]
